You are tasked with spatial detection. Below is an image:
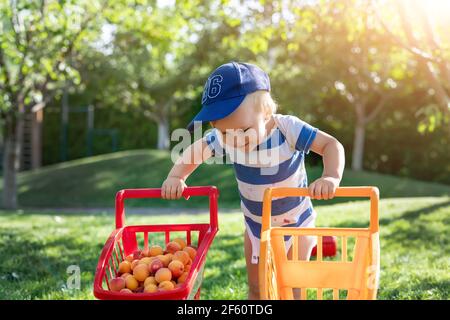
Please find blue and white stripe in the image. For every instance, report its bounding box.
[204,114,318,264]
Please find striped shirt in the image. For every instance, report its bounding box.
[204,114,318,264]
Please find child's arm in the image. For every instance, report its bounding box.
[161,138,213,199]
[308,130,345,200]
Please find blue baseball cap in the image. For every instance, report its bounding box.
[187,61,271,131]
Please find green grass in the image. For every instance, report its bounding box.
[1,149,449,208]
[0,149,448,299]
[0,197,448,300]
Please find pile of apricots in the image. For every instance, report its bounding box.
[108,238,197,294]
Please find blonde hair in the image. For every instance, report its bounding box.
[250,90,278,119]
[209,90,278,127]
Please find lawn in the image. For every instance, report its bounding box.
[0,196,448,299]
[2,149,449,208]
[0,149,448,299]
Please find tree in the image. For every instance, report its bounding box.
[84,0,262,150]
[373,0,450,118]
[0,0,105,209]
[279,1,403,170]
[326,2,401,171]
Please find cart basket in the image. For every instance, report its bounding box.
[93,186,219,300]
[259,187,380,300]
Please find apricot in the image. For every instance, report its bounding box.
[166,241,181,254]
[125,275,139,291]
[158,280,174,291]
[183,246,197,260]
[155,268,172,283]
[177,272,189,284]
[139,257,155,265]
[120,272,132,279]
[125,254,134,263]
[149,258,164,274]
[120,288,133,294]
[109,277,126,292]
[173,238,187,250]
[149,245,164,257]
[118,261,132,274]
[168,260,184,278]
[133,263,150,282]
[141,248,151,257]
[184,264,191,273]
[165,253,174,260]
[173,251,190,265]
[157,254,171,267]
[144,276,157,287]
[131,259,140,270]
[144,283,158,293]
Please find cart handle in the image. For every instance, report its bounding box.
[115,186,219,229]
[261,186,379,233]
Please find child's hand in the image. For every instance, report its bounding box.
[308,176,340,200]
[161,176,187,199]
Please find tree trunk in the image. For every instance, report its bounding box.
[351,119,366,171]
[31,108,43,169]
[16,104,25,172]
[2,109,23,209]
[157,117,170,150]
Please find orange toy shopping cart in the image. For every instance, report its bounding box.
[93,186,219,300]
[259,187,380,300]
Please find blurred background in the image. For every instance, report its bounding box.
[0,0,448,300]
[1,0,449,208]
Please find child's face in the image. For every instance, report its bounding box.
[212,95,268,152]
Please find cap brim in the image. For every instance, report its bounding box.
[187,95,246,131]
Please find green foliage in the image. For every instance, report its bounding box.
[0,0,105,113]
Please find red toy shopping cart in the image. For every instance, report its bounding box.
[93,186,219,300]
